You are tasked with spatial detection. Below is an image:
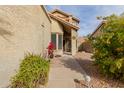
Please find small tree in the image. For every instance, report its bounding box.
[91,14,124,80]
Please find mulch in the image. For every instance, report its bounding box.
[74,52,124,88]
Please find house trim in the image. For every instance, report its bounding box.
[90,21,106,38]
[41,5,52,23]
[51,9,80,22]
[49,13,79,30]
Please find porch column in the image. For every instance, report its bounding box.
[71,29,77,55]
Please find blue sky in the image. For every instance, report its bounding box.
[46,5,124,36]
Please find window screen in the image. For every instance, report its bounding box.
[51,33,56,49]
[58,34,62,49]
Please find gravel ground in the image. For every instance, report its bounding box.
[74,52,124,88]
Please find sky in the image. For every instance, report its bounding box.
[46,5,124,36]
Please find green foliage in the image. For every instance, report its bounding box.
[11,53,50,88]
[91,14,124,80]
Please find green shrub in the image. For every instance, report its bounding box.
[91,14,124,81]
[11,53,50,88]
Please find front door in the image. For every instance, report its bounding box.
[63,38,71,52]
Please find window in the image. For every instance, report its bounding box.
[51,33,63,50]
[58,34,62,49]
[51,33,56,49]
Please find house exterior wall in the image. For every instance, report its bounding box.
[92,28,102,38]
[90,22,105,38]
[51,18,63,34]
[0,6,51,87]
[51,18,63,55]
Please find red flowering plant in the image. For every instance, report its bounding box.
[47,42,55,58]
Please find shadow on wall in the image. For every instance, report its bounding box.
[0,27,13,41]
[0,18,11,26]
[0,19,13,42]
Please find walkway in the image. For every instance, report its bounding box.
[47,55,88,88]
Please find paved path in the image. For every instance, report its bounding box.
[47,55,87,88]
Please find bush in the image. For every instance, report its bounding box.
[82,39,93,53]
[91,15,124,81]
[11,53,50,88]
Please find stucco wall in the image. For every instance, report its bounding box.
[51,18,63,55]
[0,6,51,87]
[51,18,63,34]
[71,29,77,55]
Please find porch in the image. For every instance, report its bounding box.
[49,9,79,56]
[51,24,78,56]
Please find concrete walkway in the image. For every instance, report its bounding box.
[47,55,87,88]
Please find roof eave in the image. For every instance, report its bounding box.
[41,5,52,23]
[90,21,106,38]
[50,9,80,22]
[49,13,79,30]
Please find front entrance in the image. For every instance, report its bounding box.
[63,39,71,52]
[63,30,72,54]
[51,32,72,55]
[51,33,63,55]
[51,24,78,55]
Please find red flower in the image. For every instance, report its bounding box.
[48,42,54,50]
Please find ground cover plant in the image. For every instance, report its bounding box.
[11,53,50,88]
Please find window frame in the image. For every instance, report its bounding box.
[58,34,63,49]
[51,33,57,50]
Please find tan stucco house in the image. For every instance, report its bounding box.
[49,9,80,55]
[0,6,80,87]
[0,5,51,87]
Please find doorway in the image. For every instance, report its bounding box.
[63,30,71,54]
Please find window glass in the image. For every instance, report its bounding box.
[58,34,62,49]
[51,33,56,49]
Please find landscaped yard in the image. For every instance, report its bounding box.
[11,53,50,88]
[75,52,124,88]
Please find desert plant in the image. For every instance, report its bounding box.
[11,53,50,88]
[91,14,124,81]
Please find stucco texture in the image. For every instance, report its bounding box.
[51,18,63,34]
[0,6,51,87]
[51,18,63,55]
